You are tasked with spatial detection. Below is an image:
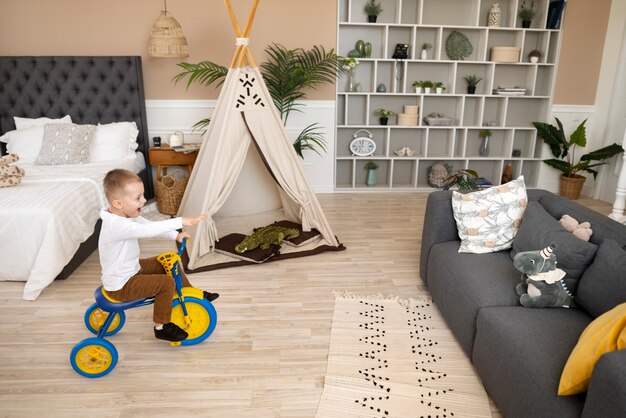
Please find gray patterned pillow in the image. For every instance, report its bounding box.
[452,176,528,253]
[35,123,96,165]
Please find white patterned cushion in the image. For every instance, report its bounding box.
[452,176,528,254]
[35,123,96,165]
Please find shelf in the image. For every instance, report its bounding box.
[336,0,561,191]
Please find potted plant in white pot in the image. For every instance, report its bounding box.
[533,117,625,199]
[412,80,424,93]
[463,74,483,94]
[433,81,446,94]
[364,0,382,23]
[422,80,434,94]
[420,43,432,60]
[375,108,395,125]
[528,49,542,63]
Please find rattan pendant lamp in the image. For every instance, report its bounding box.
[148,0,189,58]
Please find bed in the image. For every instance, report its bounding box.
[0,56,153,300]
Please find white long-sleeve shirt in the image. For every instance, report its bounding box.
[99,209,183,291]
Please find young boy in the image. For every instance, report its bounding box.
[99,169,218,342]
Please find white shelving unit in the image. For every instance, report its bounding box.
[335,0,562,190]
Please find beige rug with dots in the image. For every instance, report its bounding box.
[316,293,492,418]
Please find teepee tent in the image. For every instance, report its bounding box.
[178,0,343,271]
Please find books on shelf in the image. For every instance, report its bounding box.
[493,86,527,96]
[547,0,566,30]
[171,143,201,154]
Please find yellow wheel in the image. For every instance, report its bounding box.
[70,337,118,378]
[84,304,125,336]
[171,297,217,346]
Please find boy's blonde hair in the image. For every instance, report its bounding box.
[103,169,142,203]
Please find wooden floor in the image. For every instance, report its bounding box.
[0,193,613,417]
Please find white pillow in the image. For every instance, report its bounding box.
[452,176,528,254]
[14,115,72,130]
[0,126,45,162]
[89,122,139,162]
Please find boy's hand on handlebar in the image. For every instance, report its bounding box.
[176,231,191,243]
[182,214,207,227]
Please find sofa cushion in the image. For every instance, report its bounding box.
[539,193,626,248]
[473,306,590,418]
[576,239,626,318]
[426,241,521,356]
[511,201,598,294]
[582,350,626,418]
[452,176,527,254]
[559,302,626,395]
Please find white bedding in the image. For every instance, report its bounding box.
[0,155,145,300]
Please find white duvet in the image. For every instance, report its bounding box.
[0,157,143,300]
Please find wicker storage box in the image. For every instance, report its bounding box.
[490,47,521,63]
[398,113,419,126]
[155,171,188,215]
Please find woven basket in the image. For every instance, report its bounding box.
[148,11,189,58]
[560,174,586,200]
[156,170,188,215]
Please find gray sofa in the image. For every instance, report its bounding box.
[420,189,626,418]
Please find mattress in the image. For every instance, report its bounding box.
[0,155,144,300]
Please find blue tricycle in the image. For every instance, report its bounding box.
[70,238,217,378]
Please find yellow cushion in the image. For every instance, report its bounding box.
[558,302,626,395]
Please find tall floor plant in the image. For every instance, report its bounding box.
[173,43,341,158]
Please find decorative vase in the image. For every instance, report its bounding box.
[346,68,356,92]
[488,4,501,27]
[522,20,531,28]
[380,117,388,125]
[368,15,377,23]
[420,49,428,60]
[479,136,490,156]
[364,42,372,58]
[467,85,477,94]
[376,83,387,92]
[560,174,586,200]
[367,169,377,187]
[530,56,539,63]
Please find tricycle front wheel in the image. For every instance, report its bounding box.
[171,297,217,346]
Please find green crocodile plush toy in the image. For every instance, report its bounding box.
[235,225,300,254]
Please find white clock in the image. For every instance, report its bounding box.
[349,129,376,156]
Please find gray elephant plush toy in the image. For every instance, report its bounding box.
[513,243,575,308]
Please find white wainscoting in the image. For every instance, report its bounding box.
[145,100,336,193]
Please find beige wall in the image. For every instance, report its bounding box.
[554,0,613,104]
[0,0,337,100]
[0,0,613,105]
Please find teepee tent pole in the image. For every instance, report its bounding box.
[224,0,260,69]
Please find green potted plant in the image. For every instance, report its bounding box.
[442,169,480,190]
[412,80,424,93]
[518,1,536,28]
[420,42,432,60]
[364,0,382,23]
[375,108,395,125]
[364,161,379,187]
[479,129,492,156]
[422,80,434,94]
[433,81,446,94]
[463,74,483,94]
[533,117,625,199]
[173,43,340,159]
[528,49,542,63]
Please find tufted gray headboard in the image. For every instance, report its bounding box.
[0,56,154,198]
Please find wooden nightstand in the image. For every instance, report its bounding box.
[148,144,198,178]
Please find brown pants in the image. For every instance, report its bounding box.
[108,257,192,325]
